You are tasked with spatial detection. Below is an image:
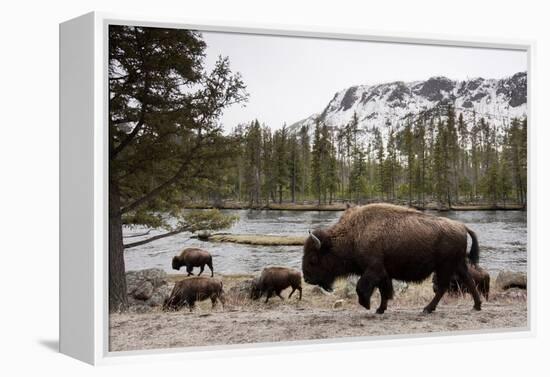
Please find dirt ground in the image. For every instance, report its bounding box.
[109,275,528,352]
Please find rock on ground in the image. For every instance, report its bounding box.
[227,279,256,298]
[132,281,154,300]
[126,269,171,310]
[496,271,527,290]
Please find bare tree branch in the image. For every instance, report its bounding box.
[123,227,189,249]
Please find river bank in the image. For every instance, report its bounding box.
[182,201,525,212]
[109,274,528,352]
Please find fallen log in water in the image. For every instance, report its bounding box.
[196,233,306,246]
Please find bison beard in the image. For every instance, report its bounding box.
[302,203,482,314]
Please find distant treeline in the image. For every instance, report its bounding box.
[201,105,526,208]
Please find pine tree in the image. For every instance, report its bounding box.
[243,120,263,206]
[261,126,275,205]
[326,131,340,204]
[374,129,385,199]
[403,121,415,205]
[446,105,459,202]
[108,26,247,311]
[349,145,367,203]
[273,125,289,204]
[385,127,398,200]
[414,117,427,206]
[288,134,301,203]
[298,125,311,201]
[433,119,448,206]
[311,120,323,205]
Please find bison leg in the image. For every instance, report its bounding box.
[376,277,394,314]
[276,290,284,300]
[288,288,296,299]
[207,261,214,277]
[423,271,451,313]
[482,277,490,301]
[198,265,205,276]
[265,289,273,303]
[186,265,194,276]
[356,275,376,310]
[357,268,390,313]
[456,263,482,310]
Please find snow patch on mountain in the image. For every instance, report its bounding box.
[289,72,527,141]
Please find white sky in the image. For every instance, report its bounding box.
[202,31,527,131]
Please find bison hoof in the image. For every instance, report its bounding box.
[375,308,385,314]
[422,307,434,314]
[473,304,482,311]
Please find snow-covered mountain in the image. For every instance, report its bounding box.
[289,72,527,139]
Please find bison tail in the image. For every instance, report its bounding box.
[466,227,480,265]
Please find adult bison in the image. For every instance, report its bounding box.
[302,203,482,314]
[172,248,214,277]
[251,267,302,303]
[162,277,225,311]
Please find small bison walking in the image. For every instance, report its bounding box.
[302,203,482,314]
[433,264,490,301]
[251,267,302,303]
[172,248,214,277]
[163,277,225,311]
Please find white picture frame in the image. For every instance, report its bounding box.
[59,11,535,365]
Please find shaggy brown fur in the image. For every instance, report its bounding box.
[433,264,490,300]
[172,248,214,277]
[251,267,302,303]
[162,277,225,311]
[302,203,482,314]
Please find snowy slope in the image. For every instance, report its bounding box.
[289,72,527,140]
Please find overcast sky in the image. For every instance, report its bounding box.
[202,31,527,131]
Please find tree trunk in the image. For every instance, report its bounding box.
[109,180,128,312]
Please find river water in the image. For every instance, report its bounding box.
[123,209,527,276]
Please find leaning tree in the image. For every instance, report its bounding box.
[109,25,247,311]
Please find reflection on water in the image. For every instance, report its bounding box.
[124,209,527,276]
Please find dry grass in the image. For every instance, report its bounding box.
[163,274,519,312]
[164,274,508,313]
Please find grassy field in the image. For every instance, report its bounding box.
[110,274,528,352]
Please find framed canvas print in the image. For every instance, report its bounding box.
[59,12,533,365]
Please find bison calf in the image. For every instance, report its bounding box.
[251,267,302,303]
[433,264,490,300]
[172,248,214,277]
[163,277,225,311]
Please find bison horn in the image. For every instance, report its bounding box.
[309,230,321,250]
